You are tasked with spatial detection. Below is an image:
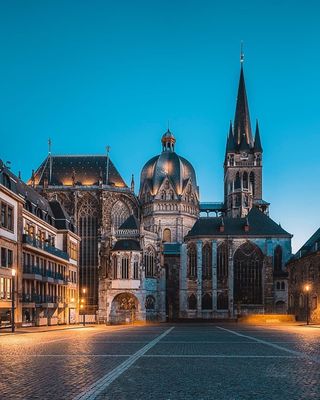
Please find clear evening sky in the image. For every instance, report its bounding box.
[1,1,319,252]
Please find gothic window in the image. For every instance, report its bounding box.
[187,244,197,278]
[250,172,255,196]
[161,191,166,200]
[78,194,99,307]
[202,293,212,310]
[133,260,139,280]
[202,244,212,279]
[121,256,129,279]
[243,171,248,189]
[273,245,282,272]
[276,281,281,290]
[235,194,241,207]
[217,242,228,288]
[145,295,155,310]
[299,293,304,308]
[312,295,318,310]
[112,255,117,279]
[144,247,156,278]
[235,172,241,190]
[234,242,263,305]
[163,228,171,243]
[281,281,285,290]
[111,201,130,230]
[217,291,229,310]
[188,294,197,310]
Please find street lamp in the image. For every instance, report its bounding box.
[304,284,311,325]
[81,288,86,327]
[11,268,16,333]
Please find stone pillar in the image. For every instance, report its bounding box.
[264,239,274,313]
[196,240,202,317]
[212,240,217,312]
[228,240,234,317]
[179,244,188,317]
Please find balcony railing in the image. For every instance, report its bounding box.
[22,294,66,304]
[22,234,69,260]
[23,265,67,282]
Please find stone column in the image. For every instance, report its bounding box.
[212,240,217,312]
[264,239,274,313]
[228,240,234,318]
[196,240,202,317]
[179,244,188,317]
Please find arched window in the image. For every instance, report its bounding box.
[145,295,155,310]
[36,208,42,219]
[217,242,228,288]
[235,172,241,190]
[111,201,130,230]
[274,245,282,272]
[112,255,118,279]
[188,294,197,310]
[312,295,318,310]
[243,171,248,189]
[276,282,281,290]
[144,247,156,278]
[25,200,33,212]
[187,244,197,278]
[133,260,139,280]
[202,244,212,279]
[299,294,304,308]
[281,281,285,290]
[202,293,212,310]
[234,242,263,305]
[121,256,129,279]
[249,172,255,196]
[163,228,171,243]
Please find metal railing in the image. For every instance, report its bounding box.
[22,234,69,260]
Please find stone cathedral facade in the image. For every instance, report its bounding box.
[30,63,292,322]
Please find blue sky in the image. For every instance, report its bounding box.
[1,0,320,252]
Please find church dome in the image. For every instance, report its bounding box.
[139,129,198,197]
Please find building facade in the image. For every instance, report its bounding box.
[287,228,320,323]
[0,160,80,327]
[28,61,293,322]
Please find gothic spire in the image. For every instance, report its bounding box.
[233,65,253,149]
[253,119,263,152]
[225,121,236,153]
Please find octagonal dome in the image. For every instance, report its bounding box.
[139,129,197,196]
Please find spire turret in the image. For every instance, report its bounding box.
[253,120,263,153]
[233,66,253,148]
[225,121,236,153]
[161,129,176,152]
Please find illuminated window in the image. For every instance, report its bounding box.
[163,228,171,243]
[121,256,129,279]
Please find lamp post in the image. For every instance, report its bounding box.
[11,268,16,333]
[81,288,86,327]
[304,284,311,325]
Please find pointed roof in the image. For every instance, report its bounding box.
[234,66,253,148]
[118,215,139,230]
[253,120,263,153]
[225,121,236,153]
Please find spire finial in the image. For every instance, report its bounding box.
[240,41,244,65]
[48,138,52,154]
[106,145,111,185]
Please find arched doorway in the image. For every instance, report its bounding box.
[234,242,263,305]
[110,293,139,324]
[275,300,286,314]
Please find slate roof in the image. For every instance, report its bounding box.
[186,207,292,238]
[294,227,320,259]
[31,155,127,188]
[118,215,139,230]
[163,243,181,255]
[113,239,141,251]
[0,159,75,232]
[200,202,225,212]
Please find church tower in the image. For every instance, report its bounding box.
[224,61,268,217]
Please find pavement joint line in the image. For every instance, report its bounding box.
[20,354,300,358]
[217,326,320,364]
[73,326,175,400]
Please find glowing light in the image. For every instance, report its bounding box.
[11,268,16,277]
[304,284,311,292]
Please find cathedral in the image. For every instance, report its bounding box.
[30,62,292,322]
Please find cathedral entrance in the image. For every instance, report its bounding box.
[234,242,263,306]
[110,293,139,324]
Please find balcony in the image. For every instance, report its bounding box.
[22,293,42,303]
[23,265,43,281]
[22,234,69,261]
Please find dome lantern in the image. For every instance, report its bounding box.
[161,129,176,152]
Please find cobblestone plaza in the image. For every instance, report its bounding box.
[0,323,319,399]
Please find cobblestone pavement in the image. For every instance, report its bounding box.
[1,323,320,399]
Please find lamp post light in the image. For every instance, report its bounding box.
[81,288,86,327]
[304,284,311,325]
[11,268,16,333]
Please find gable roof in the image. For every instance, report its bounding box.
[118,215,139,230]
